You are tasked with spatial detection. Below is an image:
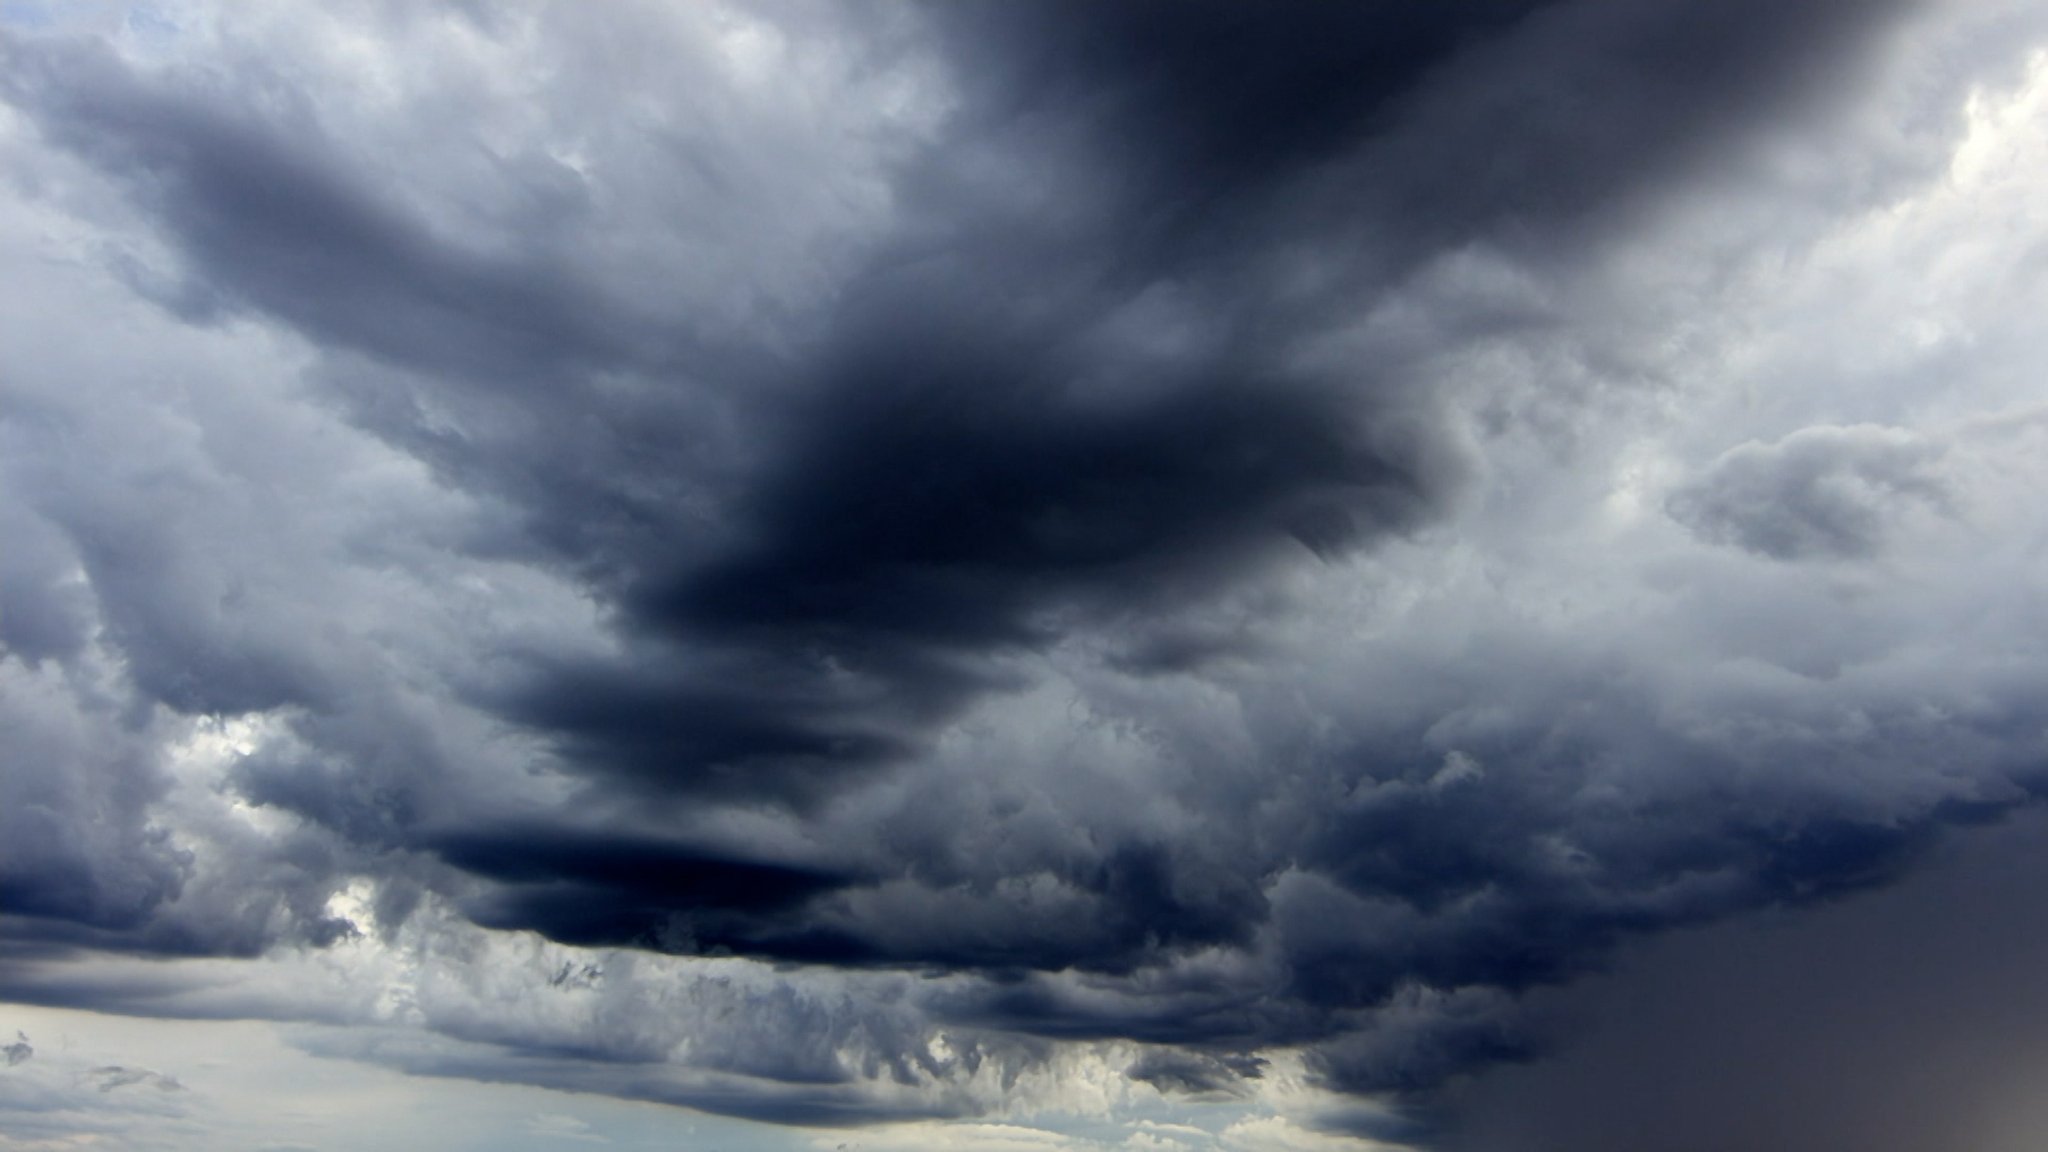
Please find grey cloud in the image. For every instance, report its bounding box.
[0,501,93,666]
[2,0,2045,1145]
[0,32,664,386]
[280,967,1069,1131]
[293,1029,953,1128]
[0,659,188,944]
[1668,425,1950,560]
[89,1065,182,1094]
[1125,1049,1266,1100]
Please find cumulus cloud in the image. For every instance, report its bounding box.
[4,1,2048,1149]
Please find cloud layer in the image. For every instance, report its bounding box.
[5,2,2048,1147]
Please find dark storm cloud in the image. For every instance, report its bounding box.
[555,331,1451,802]
[938,0,1923,306]
[922,0,1905,267]
[926,0,1547,198]
[9,0,2043,1141]
[905,685,2048,1083]
[0,13,1473,814]
[0,667,188,951]
[434,824,858,954]
[0,0,1905,822]
[1439,805,2048,1152]
[485,0,1913,813]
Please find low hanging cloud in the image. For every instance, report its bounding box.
[1437,806,2048,1152]
[5,1,2048,1148]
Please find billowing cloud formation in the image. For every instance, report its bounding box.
[1667,425,1950,560]
[4,1,2048,1147]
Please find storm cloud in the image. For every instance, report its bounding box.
[5,2,2048,1148]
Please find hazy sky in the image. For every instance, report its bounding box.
[4,2,2048,1149]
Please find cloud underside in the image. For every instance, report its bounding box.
[4,0,2048,1144]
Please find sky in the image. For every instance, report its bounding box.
[4,1,2048,1149]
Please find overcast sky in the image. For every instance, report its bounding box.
[5,2,2048,1149]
